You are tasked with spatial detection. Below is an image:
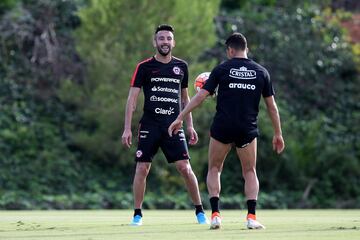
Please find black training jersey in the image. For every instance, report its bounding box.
[203,57,274,130]
[131,56,188,126]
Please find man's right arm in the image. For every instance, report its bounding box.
[264,96,285,154]
[168,89,209,136]
[122,87,141,148]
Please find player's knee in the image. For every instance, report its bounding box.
[136,163,151,176]
[176,163,193,178]
[242,166,256,177]
[209,165,223,173]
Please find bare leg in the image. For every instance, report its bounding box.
[237,139,266,229]
[175,160,201,205]
[207,137,231,197]
[133,162,151,209]
[236,138,258,200]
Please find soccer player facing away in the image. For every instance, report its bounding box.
[121,24,209,226]
[168,33,285,230]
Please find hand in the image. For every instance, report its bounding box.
[122,129,132,148]
[187,127,198,145]
[273,134,285,154]
[168,119,183,137]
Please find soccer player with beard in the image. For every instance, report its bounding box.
[121,24,209,226]
[168,32,285,230]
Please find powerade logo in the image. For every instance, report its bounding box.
[151,86,179,94]
[229,66,256,79]
[151,77,180,83]
[150,95,178,103]
[155,107,175,115]
[229,83,256,90]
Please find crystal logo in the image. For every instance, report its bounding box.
[150,95,178,103]
[151,86,178,93]
[155,107,175,115]
[229,66,256,79]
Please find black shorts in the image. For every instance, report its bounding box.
[210,121,259,148]
[135,123,190,163]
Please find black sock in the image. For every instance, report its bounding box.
[210,197,220,213]
[247,199,256,215]
[195,205,204,215]
[134,208,142,217]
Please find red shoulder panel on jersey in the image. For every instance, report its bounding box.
[130,57,153,87]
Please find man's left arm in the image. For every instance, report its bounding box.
[181,88,198,145]
[264,96,285,154]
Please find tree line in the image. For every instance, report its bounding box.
[0,0,359,209]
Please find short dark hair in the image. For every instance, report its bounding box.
[225,32,247,51]
[155,24,174,34]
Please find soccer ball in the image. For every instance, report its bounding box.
[194,72,211,93]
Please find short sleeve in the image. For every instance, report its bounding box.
[202,67,220,95]
[181,63,189,89]
[130,63,146,88]
[262,69,275,97]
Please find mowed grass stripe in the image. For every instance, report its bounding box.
[0,210,359,240]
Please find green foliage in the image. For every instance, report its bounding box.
[0,0,18,15]
[0,0,86,198]
[221,0,277,11]
[0,0,359,209]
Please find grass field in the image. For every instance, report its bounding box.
[0,210,359,240]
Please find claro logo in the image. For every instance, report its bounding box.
[155,107,175,115]
[229,66,256,79]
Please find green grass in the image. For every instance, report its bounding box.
[0,210,359,240]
